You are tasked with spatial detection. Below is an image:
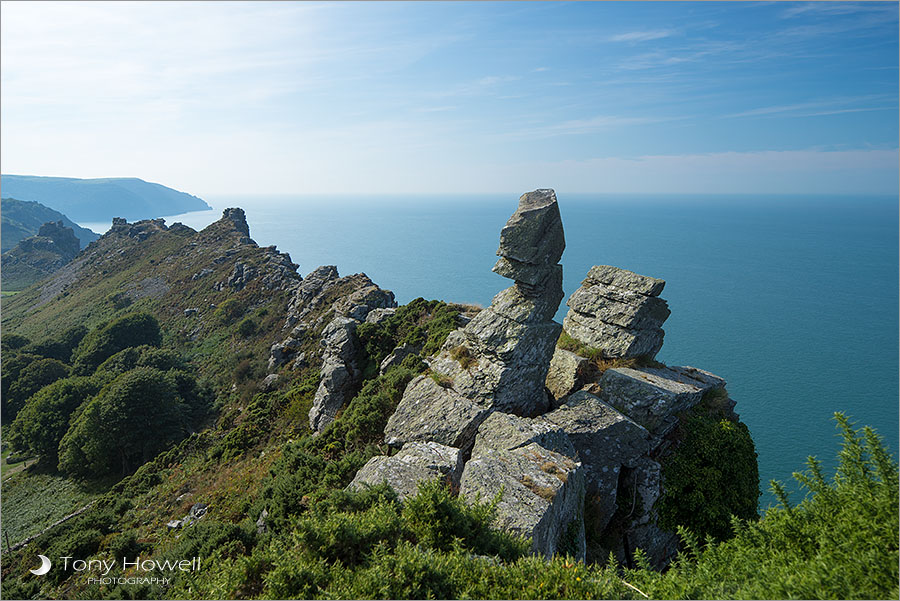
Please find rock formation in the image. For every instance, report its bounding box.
[346,194,750,571]
[1,221,83,291]
[265,263,396,432]
[563,265,670,359]
[384,189,566,452]
[460,412,586,559]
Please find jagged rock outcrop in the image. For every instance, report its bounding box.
[348,441,463,501]
[268,266,397,377]
[597,365,727,435]
[309,316,360,432]
[460,412,586,559]
[385,189,566,451]
[563,265,670,359]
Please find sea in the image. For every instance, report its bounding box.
[80,193,899,508]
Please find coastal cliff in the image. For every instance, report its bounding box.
[1,191,892,601]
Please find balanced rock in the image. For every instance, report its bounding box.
[348,441,463,501]
[385,189,567,452]
[562,265,670,359]
[460,413,585,559]
[597,365,726,434]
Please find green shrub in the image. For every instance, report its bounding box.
[656,398,759,541]
[237,317,257,337]
[58,367,187,477]
[214,298,245,324]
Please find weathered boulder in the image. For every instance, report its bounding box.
[366,307,397,325]
[460,433,585,559]
[470,411,575,459]
[309,316,360,432]
[384,375,492,450]
[562,265,670,359]
[597,365,726,433]
[492,188,565,293]
[541,391,649,532]
[348,441,463,501]
[545,347,594,403]
[386,190,567,451]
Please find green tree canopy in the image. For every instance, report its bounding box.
[71,313,162,375]
[8,376,100,465]
[5,357,71,420]
[59,367,187,477]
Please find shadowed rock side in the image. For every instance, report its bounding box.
[385,189,566,452]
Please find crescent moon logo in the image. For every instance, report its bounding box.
[30,554,52,576]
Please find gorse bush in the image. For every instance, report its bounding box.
[626,412,899,599]
[355,298,461,377]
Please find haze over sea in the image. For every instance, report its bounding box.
[83,193,899,507]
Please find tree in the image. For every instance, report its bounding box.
[0,352,41,421]
[8,377,100,465]
[5,357,70,420]
[59,367,187,477]
[71,313,162,375]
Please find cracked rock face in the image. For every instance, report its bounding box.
[460,416,585,560]
[385,190,567,452]
[309,316,360,432]
[562,265,670,359]
[541,391,649,533]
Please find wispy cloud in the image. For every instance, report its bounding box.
[501,114,678,140]
[725,95,894,119]
[780,2,884,19]
[609,29,674,43]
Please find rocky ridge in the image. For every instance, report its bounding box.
[345,189,740,569]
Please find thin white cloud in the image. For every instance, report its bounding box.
[609,29,674,43]
[725,95,894,118]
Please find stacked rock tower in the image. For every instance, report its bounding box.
[384,189,567,450]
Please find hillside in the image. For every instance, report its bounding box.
[1,198,99,252]
[0,194,895,601]
[0,175,210,222]
[1,221,82,292]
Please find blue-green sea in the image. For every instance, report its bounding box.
[83,193,900,508]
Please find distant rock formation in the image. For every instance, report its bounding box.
[1,197,99,252]
[563,265,670,359]
[1,221,82,291]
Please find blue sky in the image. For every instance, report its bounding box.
[1,1,897,196]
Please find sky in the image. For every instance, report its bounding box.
[1,1,898,197]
